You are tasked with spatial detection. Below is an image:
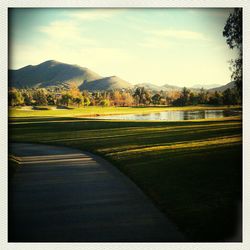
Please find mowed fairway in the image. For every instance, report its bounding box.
[10,105,239,117]
[9,108,242,241]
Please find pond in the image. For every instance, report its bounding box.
[94,109,241,121]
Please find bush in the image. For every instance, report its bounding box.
[56,105,74,110]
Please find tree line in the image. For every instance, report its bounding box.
[8,84,241,108]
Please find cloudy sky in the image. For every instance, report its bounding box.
[9,8,238,87]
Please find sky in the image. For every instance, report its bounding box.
[9,8,238,87]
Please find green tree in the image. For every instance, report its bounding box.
[133,87,144,105]
[73,96,83,107]
[60,92,72,106]
[46,93,56,105]
[208,91,223,105]
[83,96,91,106]
[223,8,242,95]
[172,87,191,106]
[33,89,48,106]
[222,88,239,105]
[22,90,33,105]
[8,88,24,106]
[181,87,190,106]
[189,92,199,105]
[198,88,208,104]
[133,87,151,105]
[99,99,110,107]
[91,92,101,106]
[152,93,162,105]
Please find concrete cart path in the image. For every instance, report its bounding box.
[9,143,185,242]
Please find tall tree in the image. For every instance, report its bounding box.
[198,88,208,104]
[8,88,24,106]
[32,89,48,106]
[223,8,242,95]
[112,90,122,106]
[68,83,81,99]
[122,92,134,106]
[74,96,83,107]
[208,91,223,105]
[60,92,72,106]
[133,87,151,105]
[181,87,190,106]
[152,93,162,105]
[22,90,33,105]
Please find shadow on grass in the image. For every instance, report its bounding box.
[8,116,242,242]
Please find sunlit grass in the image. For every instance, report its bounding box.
[105,135,241,157]
[9,105,241,118]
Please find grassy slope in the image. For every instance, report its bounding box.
[9,108,242,241]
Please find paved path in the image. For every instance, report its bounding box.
[9,143,185,242]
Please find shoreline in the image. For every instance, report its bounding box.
[9,105,242,118]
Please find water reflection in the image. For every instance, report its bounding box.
[95,109,241,121]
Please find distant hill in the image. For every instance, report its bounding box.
[9,60,101,88]
[80,76,132,91]
[208,81,236,92]
[134,83,164,92]
[134,82,235,93]
[134,83,182,92]
[161,84,182,91]
[191,84,222,89]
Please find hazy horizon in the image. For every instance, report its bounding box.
[9,8,238,87]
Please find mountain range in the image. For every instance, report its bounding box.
[134,83,182,92]
[9,60,234,92]
[208,81,235,92]
[190,83,221,89]
[9,60,102,89]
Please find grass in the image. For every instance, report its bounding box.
[9,107,242,241]
[9,105,241,118]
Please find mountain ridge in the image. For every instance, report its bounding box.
[9,60,102,89]
[208,81,235,92]
[9,60,234,92]
[80,76,132,91]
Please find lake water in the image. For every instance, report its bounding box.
[94,109,241,121]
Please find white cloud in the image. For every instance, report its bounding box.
[147,29,208,41]
[39,20,96,46]
[40,20,79,38]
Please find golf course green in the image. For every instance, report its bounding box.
[9,106,242,241]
